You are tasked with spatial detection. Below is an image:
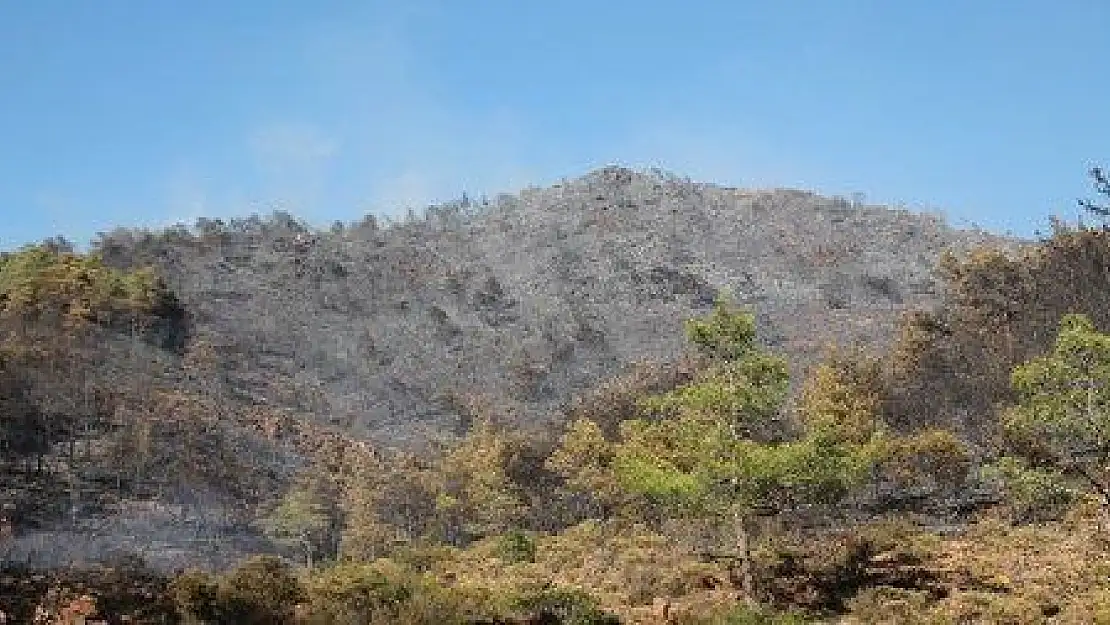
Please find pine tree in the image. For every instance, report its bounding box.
[609,295,875,603]
[991,313,1110,523]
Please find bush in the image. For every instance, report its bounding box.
[757,519,941,612]
[932,591,1043,625]
[169,569,222,624]
[217,555,305,625]
[302,563,413,623]
[981,456,1080,523]
[497,529,537,564]
[301,560,479,625]
[390,543,459,573]
[676,603,812,625]
[844,586,935,625]
[509,586,621,625]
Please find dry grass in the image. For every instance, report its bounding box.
[839,505,1110,624]
[13,507,1110,623]
[419,520,735,623]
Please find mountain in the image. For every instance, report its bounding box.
[2,166,1026,572]
[95,166,1021,445]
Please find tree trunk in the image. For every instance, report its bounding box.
[303,535,313,570]
[1097,496,1110,536]
[735,511,755,605]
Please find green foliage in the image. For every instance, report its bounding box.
[300,560,618,624]
[797,348,884,445]
[171,555,308,625]
[547,417,626,515]
[685,292,758,362]
[301,562,422,624]
[257,480,333,569]
[168,569,222,625]
[435,418,527,541]
[0,244,176,331]
[496,529,537,564]
[982,456,1080,522]
[746,436,875,509]
[591,299,877,604]
[886,226,1110,437]
[564,357,703,437]
[613,302,871,519]
[509,586,621,625]
[874,428,973,496]
[611,426,706,507]
[615,300,794,514]
[172,558,478,625]
[1006,313,1110,445]
[218,555,305,624]
[340,448,440,561]
[612,418,871,517]
[641,356,791,439]
[796,345,978,506]
[795,350,982,508]
[1000,313,1110,507]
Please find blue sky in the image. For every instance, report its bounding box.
[2,1,1108,250]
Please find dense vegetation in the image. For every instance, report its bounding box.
[4,168,1110,622]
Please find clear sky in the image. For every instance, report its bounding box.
[2,1,1108,250]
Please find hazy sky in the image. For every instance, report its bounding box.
[2,1,1108,250]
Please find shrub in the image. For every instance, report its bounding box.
[301,560,480,625]
[509,586,621,625]
[675,603,813,625]
[757,519,942,613]
[302,563,413,624]
[169,569,222,624]
[981,456,1080,523]
[844,586,935,625]
[217,555,305,625]
[932,591,1043,625]
[497,529,537,564]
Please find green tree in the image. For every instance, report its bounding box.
[547,418,627,519]
[338,446,439,561]
[796,347,884,446]
[259,480,333,569]
[797,346,974,512]
[434,418,526,543]
[610,296,874,604]
[992,313,1110,520]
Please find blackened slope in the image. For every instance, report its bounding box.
[94,167,1024,445]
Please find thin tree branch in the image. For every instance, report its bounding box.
[1079,167,1110,218]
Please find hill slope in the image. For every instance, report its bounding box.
[0,165,1033,574]
[95,166,1021,445]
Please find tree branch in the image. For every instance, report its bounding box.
[1067,459,1110,505]
[1078,166,1110,218]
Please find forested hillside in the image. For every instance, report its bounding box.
[7,167,1110,623]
